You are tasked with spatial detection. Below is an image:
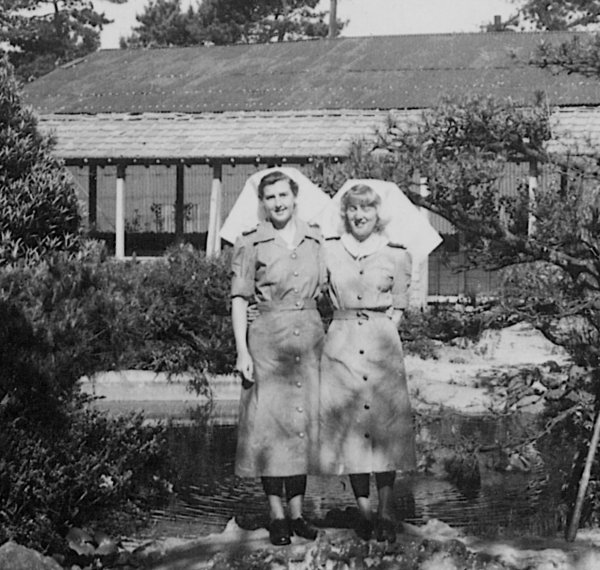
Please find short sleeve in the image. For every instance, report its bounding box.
[391,249,412,309]
[230,235,256,299]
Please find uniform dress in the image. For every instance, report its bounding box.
[318,234,416,475]
[231,219,325,478]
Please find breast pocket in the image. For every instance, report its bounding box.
[375,265,394,293]
[256,247,289,288]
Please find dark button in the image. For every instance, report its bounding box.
[364,433,370,439]
[363,375,368,381]
[359,269,364,275]
[359,350,364,355]
[358,321,363,326]
[364,404,370,409]
[357,294,362,300]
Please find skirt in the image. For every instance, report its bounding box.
[235,307,324,477]
[318,311,416,475]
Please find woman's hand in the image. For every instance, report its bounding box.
[389,308,404,329]
[236,349,254,383]
[246,303,259,323]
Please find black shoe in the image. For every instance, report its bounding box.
[290,517,318,540]
[269,518,291,546]
[375,517,396,543]
[355,517,374,541]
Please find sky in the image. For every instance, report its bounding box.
[97,0,520,50]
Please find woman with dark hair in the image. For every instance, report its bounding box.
[318,182,416,543]
[231,170,325,546]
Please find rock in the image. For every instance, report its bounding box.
[575,549,600,570]
[0,542,63,570]
[419,551,459,569]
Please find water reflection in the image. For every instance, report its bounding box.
[96,400,559,538]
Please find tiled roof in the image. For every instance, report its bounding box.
[38,109,421,161]
[37,107,600,162]
[549,107,600,155]
[23,32,600,114]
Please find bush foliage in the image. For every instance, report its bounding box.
[0,242,235,411]
[0,242,236,552]
[0,56,82,265]
[0,402,171,553]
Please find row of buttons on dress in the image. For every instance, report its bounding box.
[290,250,305,310]
[290,247,309,441]
[358,264,371,441]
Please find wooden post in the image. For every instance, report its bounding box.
[175,164,185,240]
[528,159,538,236]
[410,176,430,307]
[115,164,126,259]
[329,0,338,38]
[567,407,600,541]
[206,163,223,256]
[88,164,97,231]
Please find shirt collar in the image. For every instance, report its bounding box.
[252,218,319,246]
[340,232,388,259]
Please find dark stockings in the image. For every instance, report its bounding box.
[349,471,396,521]
[261,475,307,521]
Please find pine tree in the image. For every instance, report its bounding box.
[0,0,124,81]
[123,0,343,48]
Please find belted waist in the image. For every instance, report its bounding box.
[257,299,317,313]
[333,308,390,320]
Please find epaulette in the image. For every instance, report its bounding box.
[242,226,258,236]
[387,242,406,249]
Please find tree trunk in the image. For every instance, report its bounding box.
[329,0,338,38]
[566,405,600,541]
[277,0,289,41]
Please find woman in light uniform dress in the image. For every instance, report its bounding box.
[319,183,416,543]
[231,170,325,546]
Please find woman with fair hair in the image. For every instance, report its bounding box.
[318,182,417,543]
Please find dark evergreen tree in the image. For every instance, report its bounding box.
[122,0,344,48]
[0,0,125,81]
[0,56,82,265]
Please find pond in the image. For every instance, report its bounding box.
[97,398,563,540]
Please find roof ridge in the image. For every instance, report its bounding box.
[93,29,595,54]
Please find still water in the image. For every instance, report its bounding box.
[99,400,560,538]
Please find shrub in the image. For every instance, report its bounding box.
[124,243,235,393]
[0,399,172,553]
[400,302,506,359]
[0,242,238,552]
[0,56,82,266]
[0,242,235,413]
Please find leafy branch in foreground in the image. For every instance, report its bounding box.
[533,34,600,78]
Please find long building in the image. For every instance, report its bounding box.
[22,32,600,298]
